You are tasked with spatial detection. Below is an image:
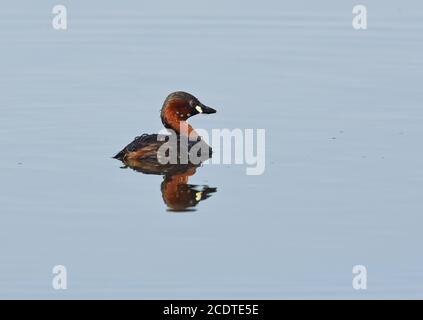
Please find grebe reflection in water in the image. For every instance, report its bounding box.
[121,160,216,212]
[114,92,218,211]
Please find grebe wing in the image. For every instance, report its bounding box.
[113,134,212,161]
[113,133,160,160]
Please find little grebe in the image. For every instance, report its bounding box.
[113,91,216,163]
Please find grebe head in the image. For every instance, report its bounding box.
[160,91,216,136]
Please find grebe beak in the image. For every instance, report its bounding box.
[196,104,217,114]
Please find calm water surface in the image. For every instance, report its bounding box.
[0,0,422,298]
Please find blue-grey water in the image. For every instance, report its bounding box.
[0,0,422,298]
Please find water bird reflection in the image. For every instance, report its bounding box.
[118,158,217,212]
[114,91,217,211]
